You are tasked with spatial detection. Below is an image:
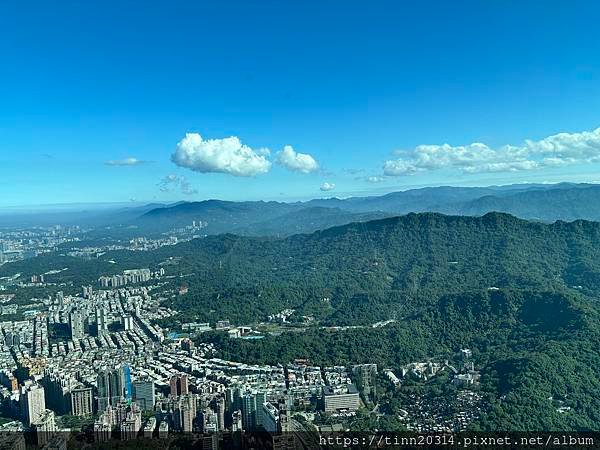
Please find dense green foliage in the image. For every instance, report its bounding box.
[234,207,390,236]
[144,212,600,325]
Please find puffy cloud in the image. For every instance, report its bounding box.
[276,145,319,173]
[158,175,198,195]
[320,182,336,191]
[383,127,600,176]
[171,133,271,177]
[105,157,146,166]
[383,158,419,176]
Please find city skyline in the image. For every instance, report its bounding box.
[3,1,600,206]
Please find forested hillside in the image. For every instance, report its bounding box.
[144,212,600,325]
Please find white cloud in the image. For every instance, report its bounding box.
[105,157,146,166]
[159,174,179,190]
[366,176,386,183]
[320,182,336,191]
[179,179,198,195]
[171,133,271,177]
[158,175,198,196]
[276,145,319,173]
[383,127,600,176]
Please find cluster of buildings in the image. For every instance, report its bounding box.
[128,236,182,251]
[63,221,207,259]
[66,235,193,259]
[399,388,484,433]
[0,226,82,266]
[379,350,483,432]
[379,350,479,388]
[267,309,295,323]
[165,220,208,239]
[0,279,380,448]
[98,268,162,288]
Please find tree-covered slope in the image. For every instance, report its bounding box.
[232,207,391,236]
[133,212,600,326]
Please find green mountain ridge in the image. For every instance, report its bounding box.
[130,183,600,236]
[110,211,600,329]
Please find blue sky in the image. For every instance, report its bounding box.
[2,0,600,207]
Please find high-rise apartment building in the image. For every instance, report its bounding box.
[71,387,93,416]
[169,374,189,397]
[97,366,126,411]
[20,383,46,426]
[96,307,108,333]
[69,311,85,340]
[173,394,196,432]
[353,364,378,401]
[133,380,155,411]
[122,314,134,331]
[241,393,256,431]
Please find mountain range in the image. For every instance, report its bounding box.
[134,182,600,235]
[4,182,600,235]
